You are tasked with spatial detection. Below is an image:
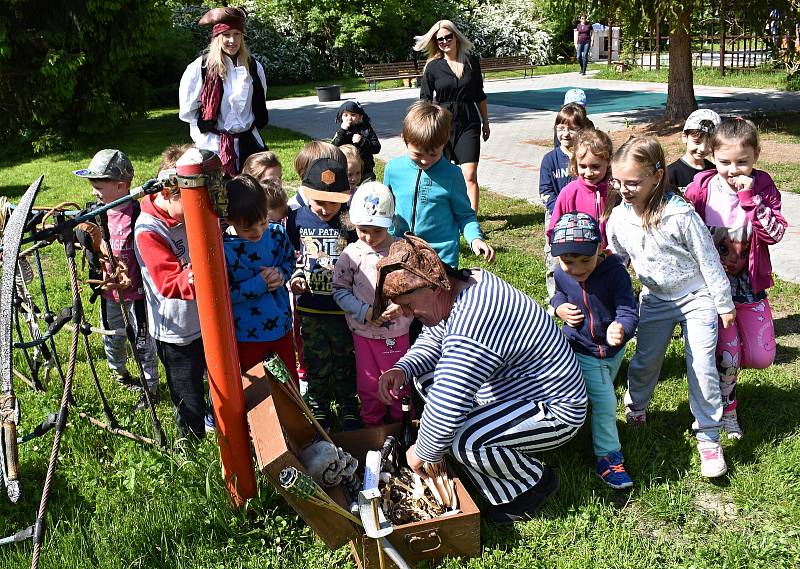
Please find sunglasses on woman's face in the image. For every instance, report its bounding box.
[436,33,454,44]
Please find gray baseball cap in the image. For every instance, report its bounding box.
[74,149,134,181]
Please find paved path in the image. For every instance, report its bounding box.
[269,71,800,283]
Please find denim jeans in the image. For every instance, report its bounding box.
[577,42,590,73]
[624,289,722,442]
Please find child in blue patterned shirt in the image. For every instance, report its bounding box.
[223,174,297,384]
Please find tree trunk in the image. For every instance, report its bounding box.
[665,3,697,121]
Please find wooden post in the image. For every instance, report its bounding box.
[655,11,661,71]
[719,0,726,76]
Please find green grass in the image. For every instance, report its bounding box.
[594,65,800,91]
[266,64,605,100]
[2,110,800,568]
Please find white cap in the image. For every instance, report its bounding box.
[683,109,721,133]
[349,182,395,228]
[563,88,587,106]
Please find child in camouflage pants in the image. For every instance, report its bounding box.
[287,157,361,431]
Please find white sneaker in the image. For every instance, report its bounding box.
[721,410,743,440]
[698,441,728,478]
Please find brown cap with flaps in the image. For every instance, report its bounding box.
[373,234,450,315]
[199,7,246,35]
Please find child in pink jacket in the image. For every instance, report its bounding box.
[547,128,613,245]
[333,182,413,426]
[685,117,787,440]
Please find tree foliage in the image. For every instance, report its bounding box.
[0,0,169,150]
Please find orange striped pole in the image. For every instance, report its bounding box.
[176,148,255,506]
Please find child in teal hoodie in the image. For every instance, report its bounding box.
[383,101,494,269]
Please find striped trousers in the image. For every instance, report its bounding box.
[415,372,582,505]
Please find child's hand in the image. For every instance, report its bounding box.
[186,262,194,287]
[290,276,308,294]
[730,175,754,192]
[471,239,496,263]
[606,321,625,346]
[260,267,285,291]
[720,309,736,329]
[556,303,584,327]
[352,133,362,144]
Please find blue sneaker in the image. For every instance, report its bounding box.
[204,413,216,433]
[595,451,634,490]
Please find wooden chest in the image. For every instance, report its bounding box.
[242,363,482,568]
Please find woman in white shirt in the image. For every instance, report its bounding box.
[179,7,269,177]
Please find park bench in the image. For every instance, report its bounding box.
[363,61,423,91]
[480,55,535,76]
[362,55,535,91]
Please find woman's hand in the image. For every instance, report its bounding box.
[406,444,425,476]
[471,239,495,263]
[720,309,737,329]
[378,368,406,405]
[352,133,362,144]
[482,121,490,142]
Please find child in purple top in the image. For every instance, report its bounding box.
[684,118,787,440]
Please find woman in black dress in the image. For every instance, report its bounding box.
[414,20,489,212]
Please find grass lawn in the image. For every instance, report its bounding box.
[267,63,605,100]
[594,65,800,91]
[1,110,800,568]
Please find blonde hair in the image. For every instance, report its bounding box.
[569,128,613,177]
[402,101,451,152]
[158,143,194,173]
[242,151,282,184]
[293,140,347,179]
[204,33,251,80]
[339,144,363,172]
[414,20,473,79]
[605,136,671,230]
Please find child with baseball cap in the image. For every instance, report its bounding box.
[667,108,721,194]
[286,158,360,431]
[74,149,160,411]
[333,182,414,426]
[550,211,638,489]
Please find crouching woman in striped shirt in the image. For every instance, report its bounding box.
[375,235,587,524]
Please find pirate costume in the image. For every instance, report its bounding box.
[179,7,269,177]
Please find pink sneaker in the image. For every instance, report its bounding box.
[697,441,728,478]
[625,410,646,426]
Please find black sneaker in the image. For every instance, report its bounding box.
[484,465,560,525]
[112,370,142,391]
[341,416,363,432]
[132,390,159,413]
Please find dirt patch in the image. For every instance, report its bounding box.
[694,492,737,523]
[525,119,800,164]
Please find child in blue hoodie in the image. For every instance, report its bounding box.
[550,212,638,489]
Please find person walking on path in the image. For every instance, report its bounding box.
[414,20,490,212]
[575,15,593,75]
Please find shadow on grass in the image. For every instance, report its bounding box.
[480,211,545,229]
[773,313,800,337]
[0,184,33,200]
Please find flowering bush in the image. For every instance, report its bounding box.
[456,0,554,65]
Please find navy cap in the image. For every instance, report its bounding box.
[549,211,601,257]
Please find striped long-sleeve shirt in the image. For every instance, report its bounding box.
[394,270,587,463]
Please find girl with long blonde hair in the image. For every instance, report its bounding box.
[605,136,736,480]
[178,7,269,177]
[413,20,489,212]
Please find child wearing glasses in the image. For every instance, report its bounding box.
[604,136,735,479]
[545,128,613,300]
[684,118,786,440]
